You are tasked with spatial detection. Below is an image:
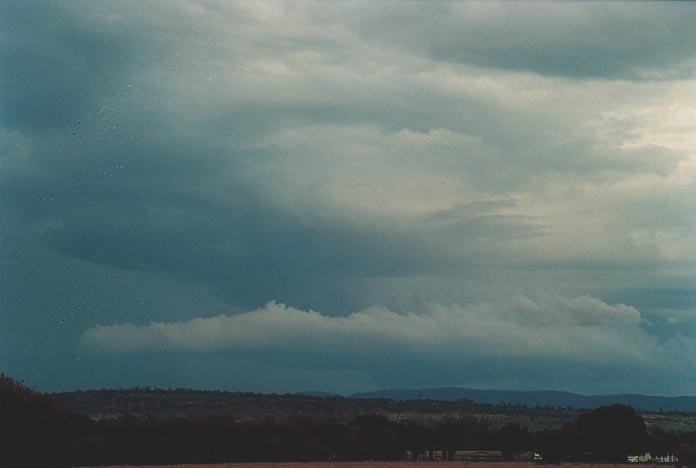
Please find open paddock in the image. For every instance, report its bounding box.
[84,462,653,468]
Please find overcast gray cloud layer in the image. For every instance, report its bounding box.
[1,0,696,395]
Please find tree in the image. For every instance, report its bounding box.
[0,373,83,467]
[573,404,648,462]
[676,444,696,468]
[499,423,531,459]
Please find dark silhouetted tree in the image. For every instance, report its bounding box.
[573,404,648,461]
[0,373,84,468]
[499,423,531,458]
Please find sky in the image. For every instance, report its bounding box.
[1,0,696,396]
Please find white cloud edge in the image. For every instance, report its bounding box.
[81,294,676,373]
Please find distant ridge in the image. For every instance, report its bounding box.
[350,387,696,412]
[293,391,342,397]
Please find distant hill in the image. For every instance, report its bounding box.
[48,388,495,421]
[293,390,342,397]
[351,387,696,412]
[46,386,696,432]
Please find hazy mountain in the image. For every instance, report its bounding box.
[293,391,342,397]
[351,387,696,412]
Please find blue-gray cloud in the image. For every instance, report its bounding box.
[2,0,696,394]
[337,2,696,79]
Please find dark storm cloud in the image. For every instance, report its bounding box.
[0,1,149,130]
[0,0,545,309]
[2,1,696,394]
[339,2,696,80]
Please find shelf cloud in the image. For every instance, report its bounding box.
[81,295,683,388]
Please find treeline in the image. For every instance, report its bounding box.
[49,386,580,421]
[3,373,696,467]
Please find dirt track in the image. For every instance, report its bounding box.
[87,462,647,468]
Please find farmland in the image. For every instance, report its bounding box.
[50,388,696,432]
[86,463,641,468]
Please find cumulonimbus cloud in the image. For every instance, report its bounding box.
[4,1,696,394]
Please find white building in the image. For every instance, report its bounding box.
[627,452,677,464]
